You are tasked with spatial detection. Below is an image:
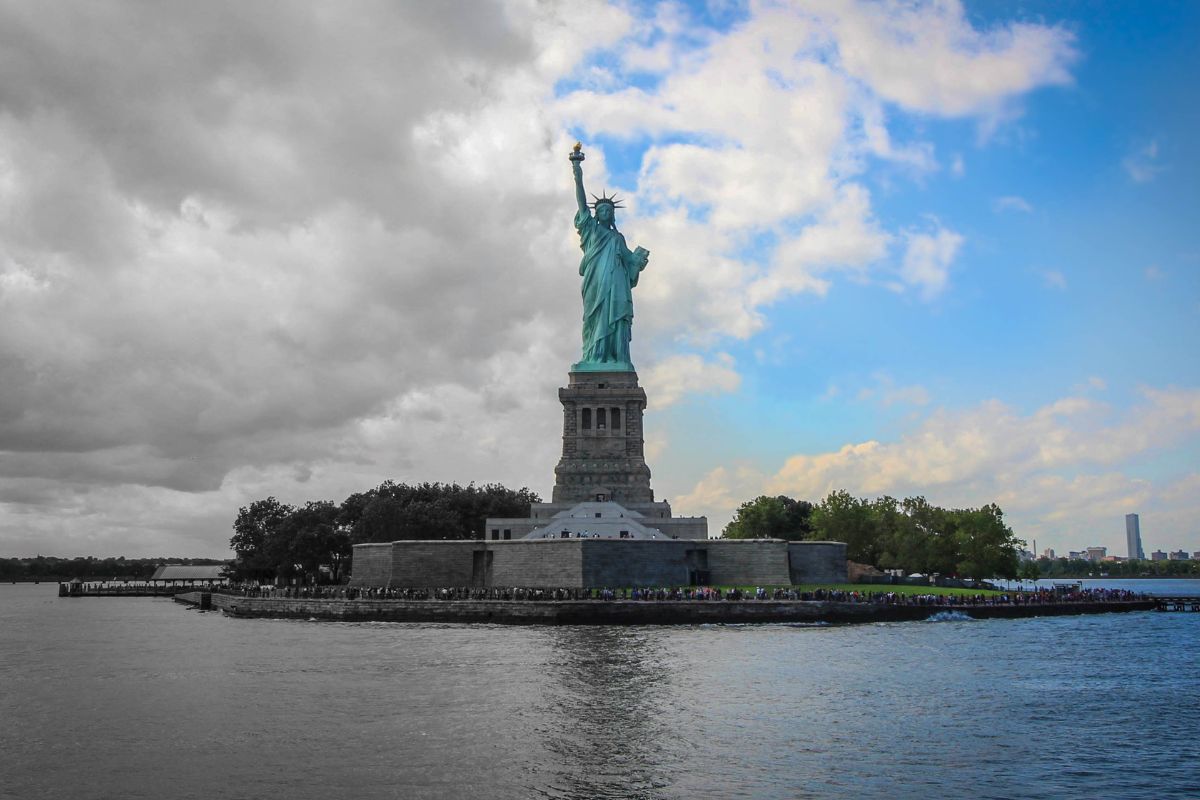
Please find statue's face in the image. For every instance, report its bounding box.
[596,203,614,224]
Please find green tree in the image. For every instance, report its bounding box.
[1019,559,1041,582]
[811,490,878,563]
[899,497,957,575]
[337,491,374,533]
[872,496,919,573]
[345,481,539,543]
[357,490,463,542]
[723,495,815,540]
[273,500,344,583]
[230,496,294,581]
[952,503,1021,580]
[728,488,1030,581]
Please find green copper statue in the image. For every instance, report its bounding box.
[570,143,649,372]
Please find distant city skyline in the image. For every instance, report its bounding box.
[1126,514,1145,561]
[1044,511,1195,562]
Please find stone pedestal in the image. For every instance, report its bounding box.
[485,367,708,545]
[552,370,654,505]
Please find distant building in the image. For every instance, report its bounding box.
[1041,547,1056,560]
[1151,550,1168,562]
[1168,550,1189,561]
[150,565,228,582]
[1193,551,1200,560]
[1125,514,1145,560]
[1069,551,1085,560]
[1086,546,1107,562]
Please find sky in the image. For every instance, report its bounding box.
[0,0,1197,559]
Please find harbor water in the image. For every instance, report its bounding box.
[2,580,1198,799]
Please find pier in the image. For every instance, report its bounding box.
[59,580,227,598]
[1154,596,1200,612]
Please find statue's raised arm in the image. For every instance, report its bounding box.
[568,143,647,373]
[570,142,588,216]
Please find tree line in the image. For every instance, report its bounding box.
[0,556,226,582]
[230,480,539,583]
[723,489,1024,580]
[1036,557,1199,578]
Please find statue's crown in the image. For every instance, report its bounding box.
[590,191,625,209]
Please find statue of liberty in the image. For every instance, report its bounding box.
[569,143,649,372]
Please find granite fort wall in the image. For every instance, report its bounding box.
[388,540,479,587]
[703,540,792,585]
[788,542,848,584]
[350,543,393,586]
[581,540,689,586]
[348,537,843,588]
[488,540,584,587]
[653,518,709,541]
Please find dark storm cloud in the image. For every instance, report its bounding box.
[0,1,530,221]
[0,0,589,532]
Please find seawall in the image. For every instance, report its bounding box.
[174,592,1156,625]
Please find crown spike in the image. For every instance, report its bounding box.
[590,189,626,210]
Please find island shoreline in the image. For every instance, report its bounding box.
[173,591,1156,625]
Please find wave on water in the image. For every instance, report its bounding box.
[925,611,975,623]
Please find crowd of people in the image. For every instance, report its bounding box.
[788,587,1146,606]
[59,582,194,595]
[216,584,1147,605]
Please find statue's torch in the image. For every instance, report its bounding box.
[569,141,585,163]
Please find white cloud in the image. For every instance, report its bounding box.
[631,209,766,344]
[882,385,931,408]
[855,97,939,172]
[899,224,964,299]
[855,372,931,407]
[559,0,1073,332]
[0,1,1084,555]
[747,184,891,307]
[993,195,1033,213]
[673,463,770,534]
[683,385,1200,548]
[1158,472,1200,504]
[1123,139,1164,183]
[641,353,742,409]
[816,0,1077,117]
[1040,269,1067,290]
[0,1,606,554]
[1144,265,1165,281]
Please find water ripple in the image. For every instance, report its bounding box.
[1,584,1198,799]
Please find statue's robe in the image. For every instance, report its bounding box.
[575,208,644,367]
